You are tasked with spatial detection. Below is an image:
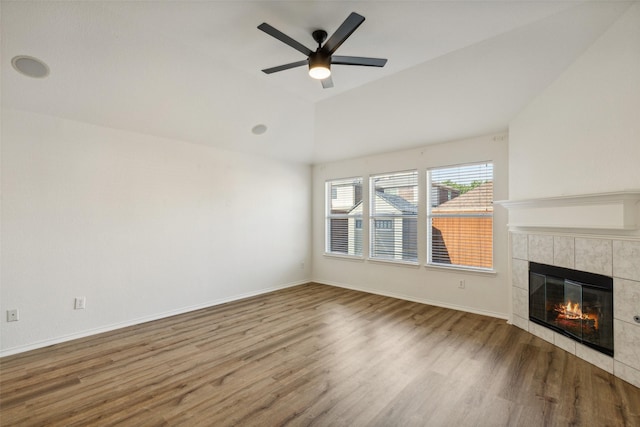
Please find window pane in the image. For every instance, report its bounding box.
[330,178,362,214]
[326,178,363,256]
[428,163,493,269]
[372,172,418,216]
[430,215,493,268]
[370,171,418,262]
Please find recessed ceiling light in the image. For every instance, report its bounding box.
[251,124,267,135]
[11,55,50,78]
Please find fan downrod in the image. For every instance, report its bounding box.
[312,30,328,47]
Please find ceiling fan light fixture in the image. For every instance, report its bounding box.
[309,65,331,80]
[308,53,331,80]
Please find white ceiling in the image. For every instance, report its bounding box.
[1,1,633,164]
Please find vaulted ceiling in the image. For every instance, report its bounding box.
[1,1,632,163]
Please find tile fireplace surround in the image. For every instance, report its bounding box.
[500,192,640,388]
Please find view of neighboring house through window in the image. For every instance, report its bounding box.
[325,177,363,256]
[368,171,418,262]
[427,162,493,270]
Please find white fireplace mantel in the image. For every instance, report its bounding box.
[496,191,640,230]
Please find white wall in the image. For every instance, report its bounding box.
[509,3,640,201]
[0,109,311,355]
[312,133,510,318]
[504,4,640,385]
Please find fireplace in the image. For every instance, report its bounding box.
[529,262,614,356]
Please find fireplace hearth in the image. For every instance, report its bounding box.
[529,262,614,356]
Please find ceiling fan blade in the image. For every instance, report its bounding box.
[258,23,313,56]
[262,60,308,74]
[321,12,365,56]
[331,56,387,67]
[321,76,334,89]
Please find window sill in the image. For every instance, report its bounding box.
[323,253,365,262]
[424,263,497,276]
[366,258,420,268]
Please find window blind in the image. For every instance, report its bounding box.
[370,171,418,262]
[326,177,363,256]
[428,163,493,270]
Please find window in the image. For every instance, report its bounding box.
[370,171,418,262]
[427,162,493,270]
[326,177,363,256]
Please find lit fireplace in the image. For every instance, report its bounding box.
[529,262,613,356]
[555,300,599,328]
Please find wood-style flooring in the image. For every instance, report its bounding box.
[1,283,639,426]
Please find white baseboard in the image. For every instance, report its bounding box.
[2,279,508,358]
[314,279,509,320]
[0,280,308,358]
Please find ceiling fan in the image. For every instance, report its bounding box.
[258,12,387,89]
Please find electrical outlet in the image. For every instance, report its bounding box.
[458,280,465,289]
[7,309,19,322]
[74,297,86,310]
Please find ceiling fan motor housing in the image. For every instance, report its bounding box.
[309,51,331,77]
[309,30,331,78]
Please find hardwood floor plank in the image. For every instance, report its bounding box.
[1,283,639,426]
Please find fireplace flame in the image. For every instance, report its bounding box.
[554,300,599,329]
